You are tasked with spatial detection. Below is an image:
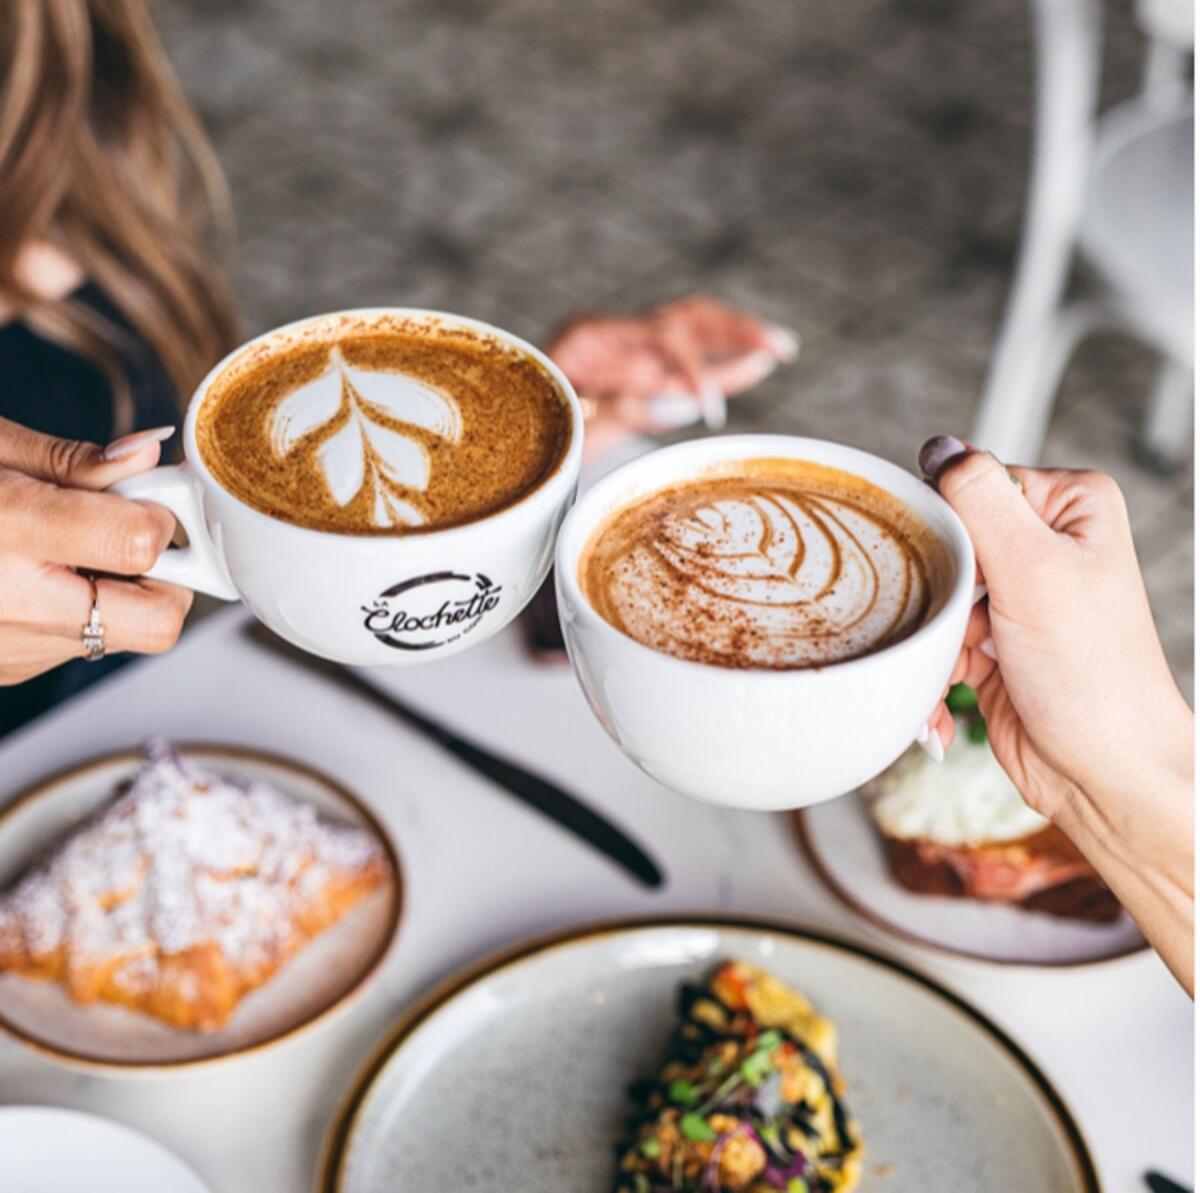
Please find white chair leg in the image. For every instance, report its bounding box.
[1141,358,1194,470]
[1141,41,1191,111]
[1002,299,1112,464]
[973,0,1103,462]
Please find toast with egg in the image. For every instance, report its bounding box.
[864,699,1120,923]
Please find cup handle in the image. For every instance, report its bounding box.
[110,465,239,600]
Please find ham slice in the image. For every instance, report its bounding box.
[885,826,1121,922]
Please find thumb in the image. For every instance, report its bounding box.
[918,436,1053,580]
[0,418,173,491]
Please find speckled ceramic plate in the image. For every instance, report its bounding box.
[0,745,403,1070]
[322,919,1098,1192]
[796,797,1147,969]
[0,1106,210,1191]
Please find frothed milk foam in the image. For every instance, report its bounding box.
[580,458,952,669]
[196,312,571,535]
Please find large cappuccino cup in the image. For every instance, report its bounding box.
[114,309,583,666]
[555,435,975,811]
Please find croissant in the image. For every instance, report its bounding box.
[0,742,390,1031]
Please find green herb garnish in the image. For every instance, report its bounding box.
[787,1180,809,1193]
[639,1138,662,1159]
[667,1079,697,1106]
[754,1029,784,1052]
[946,683,978,714]
[967,717,988,744]
[740,1049,775,1087]
[679,1113,716,1142]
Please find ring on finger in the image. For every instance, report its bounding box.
[985,451,1026,494]
[80,573,106,663]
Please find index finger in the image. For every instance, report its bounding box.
[0,472,175,574]
[0,416,169,491]
[1007,465,1128,543]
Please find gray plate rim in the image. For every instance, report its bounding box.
[318,915,1101,1193]
[794,806,1148,971]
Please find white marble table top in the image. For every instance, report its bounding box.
[0,607,1192,1191]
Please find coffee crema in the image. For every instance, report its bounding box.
[197,314,571,534]
[579,459,952,670]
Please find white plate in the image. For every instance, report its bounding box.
[796,796,1146,969]
[0,745,402,1069]
[322,919,1099,1192]
[0,1106,210,1192]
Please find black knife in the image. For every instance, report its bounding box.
[1146,1172,1192,1193]
[242,622,665,889]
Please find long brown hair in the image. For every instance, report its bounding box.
[0,0,238,430]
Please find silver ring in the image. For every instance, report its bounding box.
[81,574,105,662]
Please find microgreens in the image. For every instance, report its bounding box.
[668,1079,698,1106]
[679,1113,717,1142]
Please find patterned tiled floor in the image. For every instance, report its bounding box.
[159,0,1193,698]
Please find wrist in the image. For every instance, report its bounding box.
[1054,744,1194,992]
[1090,693,1193,823]
[1055,702,1194,895]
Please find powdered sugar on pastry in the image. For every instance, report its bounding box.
[0,741,389,1030]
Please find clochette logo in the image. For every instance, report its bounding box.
[268,347,462,528]
[361,572,503,651]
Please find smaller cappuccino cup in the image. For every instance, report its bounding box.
[113,309,583,666]
[555,435,975,810]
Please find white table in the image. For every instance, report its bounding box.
[0,608,1192,1191]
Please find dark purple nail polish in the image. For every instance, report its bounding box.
[918,435,968,481]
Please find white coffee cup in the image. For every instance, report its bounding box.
[114,309,583,666]
[554,434,975,811]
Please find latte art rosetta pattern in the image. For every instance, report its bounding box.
[584,471,946,669]
[196,316,572,535]
[268,347,462,528]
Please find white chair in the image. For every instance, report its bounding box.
[973,0,1194,468]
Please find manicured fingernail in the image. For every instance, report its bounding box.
[645,393,700,428]
[103,425,174,461]
[915,721,930,745]
[918,726,945,762]
[980,636,997,659]
[766,326,800,362]
[743,349,779,385]
[973,583,988,605]
[918,435,968,481]
[699,381,727,431]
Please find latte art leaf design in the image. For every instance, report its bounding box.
[270,364,343,457]
[585,476,941,670]
[315,416,365,507]
[658,495,878,625]
[267,347,462,527]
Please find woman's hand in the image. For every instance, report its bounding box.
[0,418,192,684]
[920,436,1194,991]
[546,296,797,453]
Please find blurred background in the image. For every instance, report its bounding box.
[155,0,1193,699]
